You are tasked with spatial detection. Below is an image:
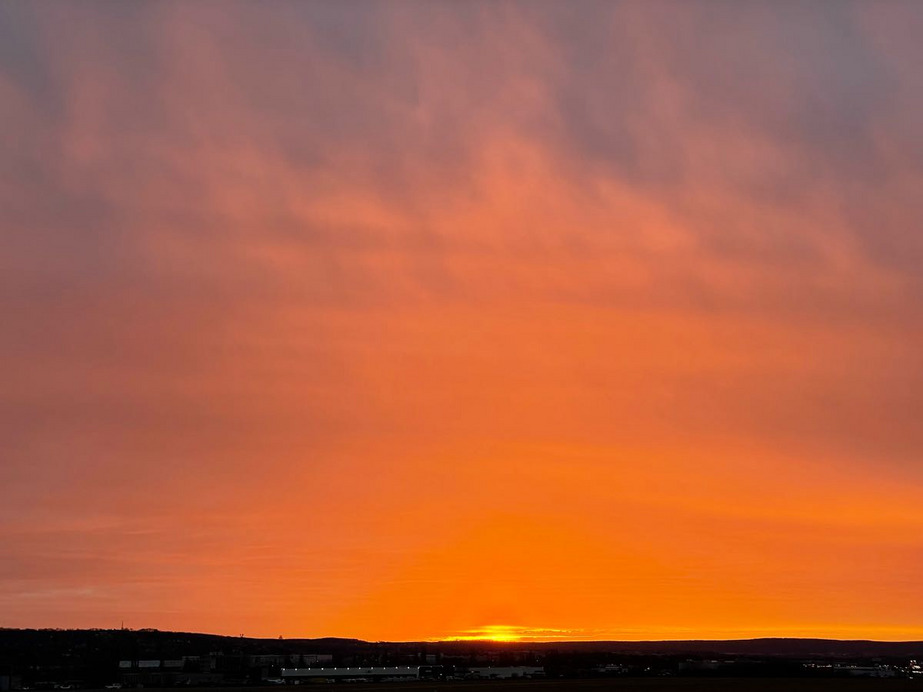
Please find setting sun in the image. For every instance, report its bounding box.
[446,626,593,643]
[450,626,523,643]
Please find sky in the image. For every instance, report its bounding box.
[1,0,923,642]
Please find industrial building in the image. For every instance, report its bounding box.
[281,666,421,681]
[468,666,544,679]
[280,665,544,682]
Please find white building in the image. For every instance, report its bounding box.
[281,666,420,681]
[468,666,544,679]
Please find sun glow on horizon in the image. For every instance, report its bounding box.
[446,625,526,642]
[444,625,581,643]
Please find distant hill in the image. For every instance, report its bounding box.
[2,628,922,659]
[0,627,370,661]
[520,638,923,657]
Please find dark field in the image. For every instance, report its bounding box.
[104,682,923,692]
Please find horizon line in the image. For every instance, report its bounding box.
[4,626,923,645]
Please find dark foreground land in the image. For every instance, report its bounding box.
[103,682,923,692]
[3,630,922,690]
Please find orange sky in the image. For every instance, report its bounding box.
[1,1,923,642]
